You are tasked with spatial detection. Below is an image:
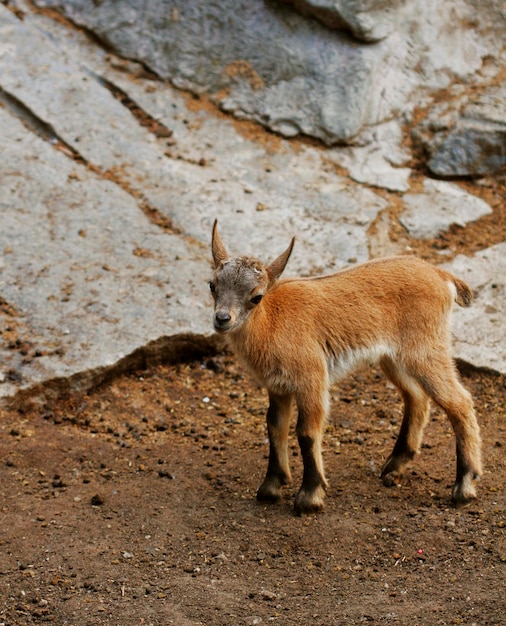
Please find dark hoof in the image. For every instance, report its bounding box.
[381,472,402,488]
[380,452,412,487]
[257,476,288,503]
[256,488,281,503]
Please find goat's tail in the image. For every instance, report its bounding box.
[453,276,473,307]
[450,274,473,307]
[437,267,473,307]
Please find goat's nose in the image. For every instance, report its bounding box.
[215,311,232,326]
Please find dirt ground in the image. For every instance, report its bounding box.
[0,353,504,626]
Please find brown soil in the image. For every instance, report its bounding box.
[1,356,505,626]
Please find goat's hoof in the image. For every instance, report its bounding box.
[452,474,480,506]
[257,490,281,504]
[294,487,326,516]
[257,483,282,503]
[380,453,412,486]
[381,471,402,488]
[380,457,402,487]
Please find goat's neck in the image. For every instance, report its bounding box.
[227,307,267,359]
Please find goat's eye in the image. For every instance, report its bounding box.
[209,281,216,293]
[250,294,263,305]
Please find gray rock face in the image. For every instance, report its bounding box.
[0,2,386,403]
[34,0,381,143]
[0,2,505,406]
[416,85,506,176]
[444,244,506,374]
[34,0,506,145]
[279,0,406,42]
[0,105,211,402]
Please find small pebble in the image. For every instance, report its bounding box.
[91,493,105,506]
[260,589,277,601]
[158,470,174,479]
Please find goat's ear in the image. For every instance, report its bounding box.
[211,220,228,268]
[268,237,295,281]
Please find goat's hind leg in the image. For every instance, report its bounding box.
[380,357,431,487]
[417,354,482,504]
[257,392,293,503]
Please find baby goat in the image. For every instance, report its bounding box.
[209,221,482,514]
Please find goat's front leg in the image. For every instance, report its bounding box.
[294,388,329,515]
[257,392,293,503]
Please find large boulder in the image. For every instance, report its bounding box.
[279,0,406,42]
[34,0,506,145]
[415,84,506,177]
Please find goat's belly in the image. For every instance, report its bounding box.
[328,344,394,381]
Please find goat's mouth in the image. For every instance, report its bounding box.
[213,321,235,334]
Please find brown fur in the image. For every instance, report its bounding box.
[210,221,482,514]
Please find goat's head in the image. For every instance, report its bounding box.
[210,220,294,333]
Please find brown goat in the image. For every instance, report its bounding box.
[210,221,482,514]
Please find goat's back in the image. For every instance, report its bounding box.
[233,255,468,370]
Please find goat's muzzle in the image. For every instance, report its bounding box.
[214,311,232,332]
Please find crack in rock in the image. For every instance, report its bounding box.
[0,82,181,236]
[86,69,175,141]
[0,85,84,162]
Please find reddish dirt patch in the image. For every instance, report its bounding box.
[1,357,504,625]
